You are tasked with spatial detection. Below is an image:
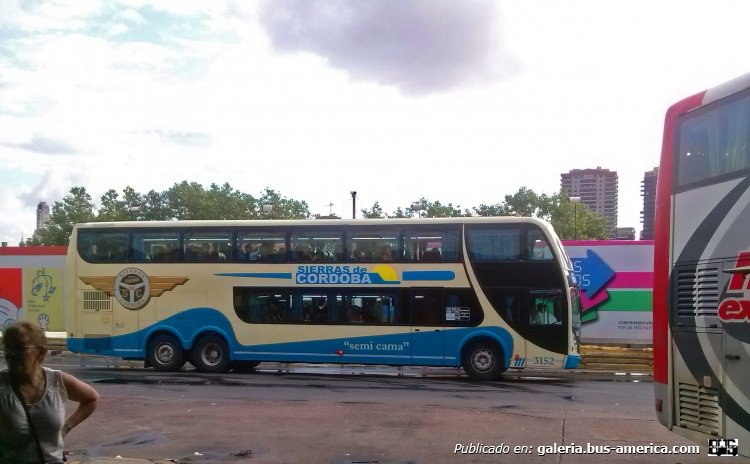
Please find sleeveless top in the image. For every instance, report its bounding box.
[0,367,68,464]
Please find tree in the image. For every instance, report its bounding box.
[256,188,310,219]
[97,186,147,221]
[361,201,386,219]
[473,203,508,217]
[97,189,127,221]
[39,187,95,245]
[390,207,412,218]
[472,187,609,239]
[140,189,172,221]
[398,198,469,218]
[21,236,42,246]
[548,192,609,240]
[474,187,553,218]
[165,181,213,220]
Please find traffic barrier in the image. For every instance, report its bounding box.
[579,344,653,373]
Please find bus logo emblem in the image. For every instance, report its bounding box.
[80,271,189,311]
[114,268,151,310]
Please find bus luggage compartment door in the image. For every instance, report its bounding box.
[723,332,750,457]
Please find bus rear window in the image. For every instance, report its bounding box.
[78,231,129,262]
[677,93,750,187]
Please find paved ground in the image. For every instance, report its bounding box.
[44,354,732,464]
[4,349,743,463]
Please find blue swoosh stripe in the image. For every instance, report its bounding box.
[402,271,455,281]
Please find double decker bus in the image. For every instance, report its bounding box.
[65,217,580,380]
[654,73,750,456]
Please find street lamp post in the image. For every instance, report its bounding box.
[262,204,274,219]
[570,196,581,240]
[128,206,141,221]
[350,191,357,219]
[410,202,425,218]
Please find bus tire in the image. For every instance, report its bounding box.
[148,334,186,372]
[462,341,505,380]
[192,335,230,373]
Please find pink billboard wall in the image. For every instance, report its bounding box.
[563,240,653,344]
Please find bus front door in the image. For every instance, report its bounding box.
[410,289,445,366]
[525,291,566,368]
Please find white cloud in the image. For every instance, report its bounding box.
[258,0,518,95]
[109,23,128,36]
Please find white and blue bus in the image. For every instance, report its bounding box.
[65,217,581,380]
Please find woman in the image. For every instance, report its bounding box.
[0,321,99,463]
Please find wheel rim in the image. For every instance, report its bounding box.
[471,348,495,373]
[156,343,175,365]
[201,342,224,367]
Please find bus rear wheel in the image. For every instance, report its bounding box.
[148,334,186,372]
[462,341,505,380]
[192,335,230,373]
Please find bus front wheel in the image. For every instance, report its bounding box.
[192,335,230,373]
[462,341,505,380]
[148,334,186,372]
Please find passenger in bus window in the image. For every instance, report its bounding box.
[379,246,393,262]
[352,249,364,261]
[84,244,99,261]
[258,241,276,261]
[294,244,312,261]
[347,302,363,322]
[531,303,558,325]
[244,244,259,261]
[184,245,198,261]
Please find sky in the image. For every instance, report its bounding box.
[1,0,749,244]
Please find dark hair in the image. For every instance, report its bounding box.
[3,321,47,364]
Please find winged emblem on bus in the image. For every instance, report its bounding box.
[80,268,188,310]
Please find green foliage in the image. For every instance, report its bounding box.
[36,183,310,245]
[390,207,411,218]
[22,236,42,246]
[34,183,611,245]
[140,190,172,221]
[256,187,310,219]
[361,201,386,219]
[399,198,470,218]
[472,187,610,239]
[549,191,610,240]
[473,203,508,216]
[39,187,95,245]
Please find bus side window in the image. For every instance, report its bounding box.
[529,295,562,326]
[412,289,442,325]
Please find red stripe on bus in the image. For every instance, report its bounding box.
[653,91,706,384]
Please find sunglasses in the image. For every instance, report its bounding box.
[5,345,44,356]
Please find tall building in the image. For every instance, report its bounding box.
[560,167,618,233]
[33,201,50,241]
[640,167,658,240]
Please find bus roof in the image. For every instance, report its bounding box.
[703,71,750,106]
[73,216,556,232]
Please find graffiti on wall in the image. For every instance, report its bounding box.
[0,268,22,330]
[0,267,64,332]
[25,268,63,331]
